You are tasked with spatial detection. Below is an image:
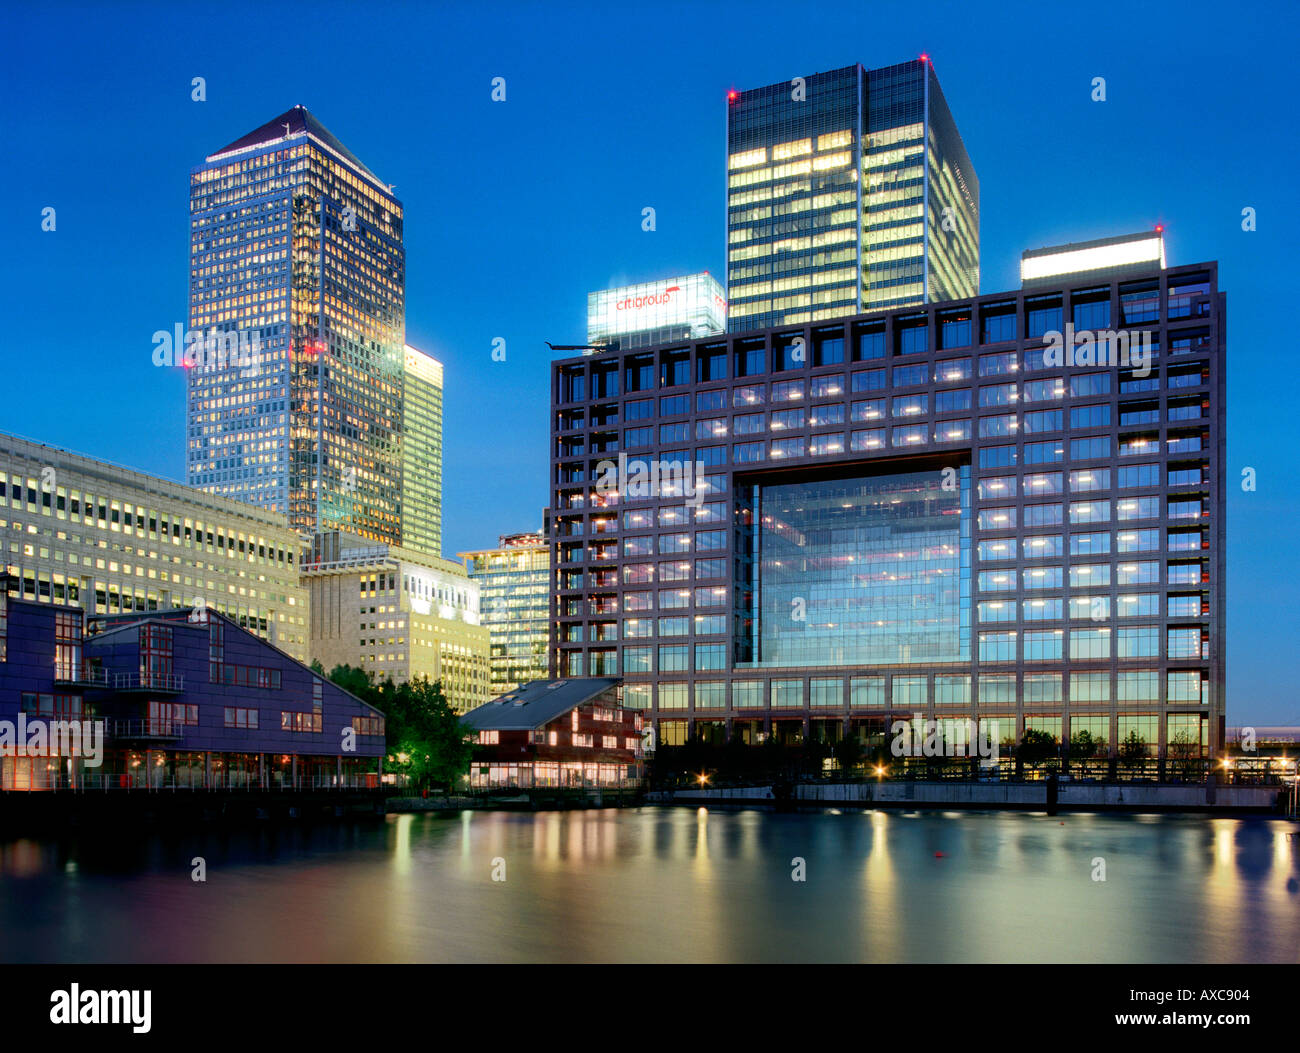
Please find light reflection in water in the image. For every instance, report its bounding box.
[0,809,1293,963]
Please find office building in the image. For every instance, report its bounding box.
[726,59,979,330]
[548,244,1223,761]
[459,532,550,693]
[0,431,309,661]
[302,531,491,712]
[187,105,406,545]
[0,591,384,791]
[587,273,726,350]
[401,344,444,557]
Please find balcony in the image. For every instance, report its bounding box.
[52,663,110,689]
[111,672,185,694]
[108,718,185,742]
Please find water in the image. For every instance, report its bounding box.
[1,808,1296,963]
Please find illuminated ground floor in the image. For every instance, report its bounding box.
[468,760,640,790]
[0,749,382,791]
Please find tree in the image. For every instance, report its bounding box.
[309,659,326,676]
[390,677,474,791]
[1120,730,1149,771]
[1069,729,1099,760]
[322,666,471,791]
[833,734,864,777]
[1167,732,1201,780]
[1017,729,1058,772]
[326,663,375,701]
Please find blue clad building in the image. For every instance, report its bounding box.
[0,576,386,791]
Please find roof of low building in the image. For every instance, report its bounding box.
[459,678,622,731]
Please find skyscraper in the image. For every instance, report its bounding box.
[726,59,979,331]
[187,105,406,545]
[402,344,443,557]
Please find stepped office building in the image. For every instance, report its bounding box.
[726,59,979,331]
[548,248,1224,759]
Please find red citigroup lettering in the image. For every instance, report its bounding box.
[616,286,680,311]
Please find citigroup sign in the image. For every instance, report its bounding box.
[589,273,727,339]
[616,285,681,312]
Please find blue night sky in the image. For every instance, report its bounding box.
[1,0,1296,722]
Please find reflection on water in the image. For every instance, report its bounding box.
[0,809,1297,963]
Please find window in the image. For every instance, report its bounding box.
[851,429,886,451]
[697,346,727,383]
[851,369,886,392]
[978,631,1017,663]
[935,675,971,705]
[810,374,845,399]
[852,398,886,422]
[813,332,845,366]
[978,539,1016,561]
[939,310,972,348]
[935,357,972,383]
[855,326,886,361]
[1070,628,1110,660]
[896,317,928,356]
[850,677,885,708]
[1023,630,1064,662]
[892,675,928,706]
[771,407,805,431]
[893,394,928,418]
[1070,405,1110,429]
[1026,296,1063,338]
[981,304,1017,344]
[810,678,842,708]
[1070,436,1110,460]
[1023,378,1064,402]
[1023,441,1064,465]
[935,389,971,413]
[892,363,928,387]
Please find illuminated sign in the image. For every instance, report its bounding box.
[1021,233,1165,283]
[588,272,726,343]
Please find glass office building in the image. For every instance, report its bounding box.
[188,106,406,545]
[726,59,979,331]
[402,345,444,557]
[459,533,551,693]
[548,252,1224,761]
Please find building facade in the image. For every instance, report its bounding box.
[0,432,309,661]
[0,592,384,791]
[401,344,444,557]
[187,105,406,545]
[548,254,1224,761]
[459,532,550,694]
[460,678,644,789]
[726,59,979,331]
[303,531,491,712]
[587,273,726,351]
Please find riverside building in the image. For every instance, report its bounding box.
[548,238,1223,761]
